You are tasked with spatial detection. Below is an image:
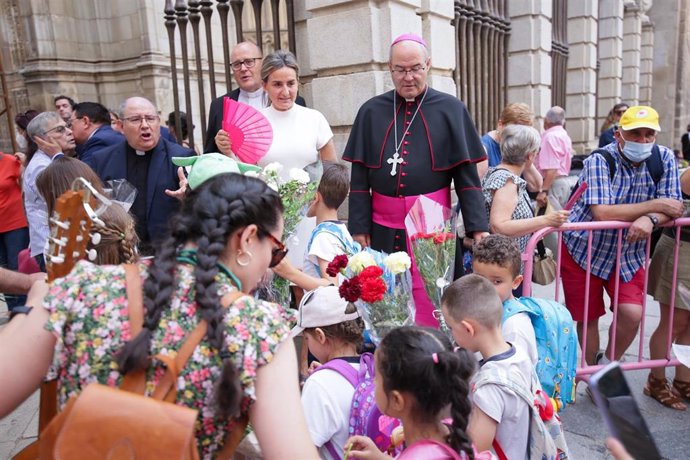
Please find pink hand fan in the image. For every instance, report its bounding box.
[221,97,273,164]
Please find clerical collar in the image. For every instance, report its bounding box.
[135,150,146,156]
[241,88,263,99]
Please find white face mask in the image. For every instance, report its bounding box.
[622,140,654,163]
[15,132,27,152]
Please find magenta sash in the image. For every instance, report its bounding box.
[371,187,451,328]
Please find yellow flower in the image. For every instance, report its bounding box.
[347,252,377,274]
[383,252,411,275]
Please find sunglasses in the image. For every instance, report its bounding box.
[259,228,288,268]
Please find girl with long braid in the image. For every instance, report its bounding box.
[347,326,489,460]
[0,170,318,459]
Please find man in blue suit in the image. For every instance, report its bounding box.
[89,97,194,255]
[72,102,124,165]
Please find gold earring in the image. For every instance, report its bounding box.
[237,249,253,267]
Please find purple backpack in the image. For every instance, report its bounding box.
[312,353,400,457]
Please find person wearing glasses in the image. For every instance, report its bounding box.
[0,172,318,459]
[70,101,124,165]
[598,102,629,148]
[88,97,194,255]
[23,112,77,271]
[203,41,306,154]
[343,33,489,328]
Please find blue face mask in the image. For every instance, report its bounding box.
[622,140,654,163]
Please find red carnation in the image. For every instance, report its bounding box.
[327,254,349,277]
[339,276,361,302]
[359,276,386,303]
[359,265,383,280]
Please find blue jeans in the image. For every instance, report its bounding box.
[0,226,30,310]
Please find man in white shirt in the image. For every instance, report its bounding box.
[204,41,305,153]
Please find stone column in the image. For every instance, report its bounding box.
[419,0,456,96]
[649,0,688,149]
[597,0,624,130]
[621,0,643,105]
[566,0,599,153]
[639,16,654,106]
[507,0,553,127]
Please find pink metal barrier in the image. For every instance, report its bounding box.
[521,217,690,378]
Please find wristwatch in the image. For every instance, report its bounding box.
[645,214,659,227]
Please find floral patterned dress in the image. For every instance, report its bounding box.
[43,260,295,459]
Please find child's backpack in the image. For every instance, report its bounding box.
[473,367,570,460]
[306,221,361,276]
[503,297,578,408]
[312,353,400,456]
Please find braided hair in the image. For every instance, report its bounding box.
[88,203,139,265]
[377,327,476,458]
[116,173,283,418]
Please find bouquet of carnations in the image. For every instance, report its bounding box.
[404,196,456,331]
[328,248,415,344]
[258,162,317,306]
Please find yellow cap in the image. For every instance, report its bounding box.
[619,105,661,132]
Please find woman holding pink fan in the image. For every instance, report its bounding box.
[216,50,337,273]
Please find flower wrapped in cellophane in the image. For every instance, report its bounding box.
[404,196,456,331]
[328,249,415,344]
[257,162,317,307]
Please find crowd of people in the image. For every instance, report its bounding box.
[0,31,688,460]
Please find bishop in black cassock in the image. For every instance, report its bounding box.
[343,34,489,327]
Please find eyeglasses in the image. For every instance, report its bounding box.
[391,65,426,77]
[231,58,262,70]
[123,115,160,125]
[259,228,288,268]
[44,124,70,135]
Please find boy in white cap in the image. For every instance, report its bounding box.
[292,286,364,460]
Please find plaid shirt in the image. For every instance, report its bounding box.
[564,142,681,282]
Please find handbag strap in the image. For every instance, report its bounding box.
[152,290,244,402]
[534,204,548,259]
[120,263,148,394]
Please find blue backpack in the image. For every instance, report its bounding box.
[312,353,400,457]
[502,297,578,408]
[306,221,361,276]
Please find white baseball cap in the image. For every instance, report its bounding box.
[290,286,360,337]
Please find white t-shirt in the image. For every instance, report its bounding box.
[502,312,538,366]
[302,362,359,460]
[260,104,333,269]
[303,222,354,278]
[472,346,532,460]
[259,104,333,180]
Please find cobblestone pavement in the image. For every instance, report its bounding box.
[2,287,690,459]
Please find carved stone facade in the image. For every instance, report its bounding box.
[1,0,689,153]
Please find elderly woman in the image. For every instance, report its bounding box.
[482,124,569,257]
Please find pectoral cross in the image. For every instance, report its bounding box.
[387,152,404,176]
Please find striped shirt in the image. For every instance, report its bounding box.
[563,143,681,282]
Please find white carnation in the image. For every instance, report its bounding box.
[263,162,283,175]
[383,252,411,275]
[347,251,377,274]
[289,168,310,184]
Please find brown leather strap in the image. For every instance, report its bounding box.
[151,290,245,402]
[120,263,147,395]
[38,379,58,431]
[215,414,250,460]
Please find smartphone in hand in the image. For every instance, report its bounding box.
[588,361,661,460]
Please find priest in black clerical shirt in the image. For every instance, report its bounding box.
[343,34,489,328]
[88,96,194,255]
